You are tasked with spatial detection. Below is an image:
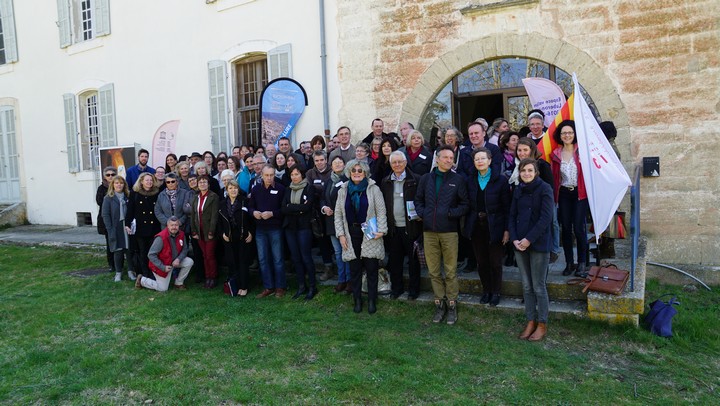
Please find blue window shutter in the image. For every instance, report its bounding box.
[63,93,80,172]
[208,60,229,153]
[56,0,71,48]
[267,43,292,80]
[0,0,18,62]
[97,83,117,147]
[94,0,111,37]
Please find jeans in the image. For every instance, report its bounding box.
[558,187,589,265]
[552,205,561,254]
[330,235,350,283]
[515,249,550,323]
[285,228,317,290]
[256,227,286,289]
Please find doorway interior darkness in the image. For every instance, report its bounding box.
[419,57,600,139]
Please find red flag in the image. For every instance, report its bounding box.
[537,94,574,163]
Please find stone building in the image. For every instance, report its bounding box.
[0,0,717,277]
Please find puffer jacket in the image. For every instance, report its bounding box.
[508,177,554,252]
[414,169,469,233]
[334,179,388,261]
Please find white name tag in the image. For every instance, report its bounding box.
[314,179,322,184]
[335,181,343,187]
[419,154,426,159]
[400,192,404,197]
[270,190,279,195]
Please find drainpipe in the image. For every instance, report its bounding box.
[318,0,330,136]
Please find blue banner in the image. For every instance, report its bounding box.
[260,78,308,148]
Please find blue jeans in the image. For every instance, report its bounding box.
[558,187,589,265]
[552,205,561,254]
[330,235,350,283]
[285,228,317,290]
[255,227,286,289]
[515,249,550,323]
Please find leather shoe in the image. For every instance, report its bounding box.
[256,288,275,298]
[528,322,547,341]
[174,284,187,290]
[334,283,346,293]
[408,292,419,300]
[489,293,501,307]
[390,291,403,300]
[574,263,588,278]
[562,264,574,276]
[480,292,491,304]
[304,288,318,301]
[368,299,377,314]
[518,320,537,340]
[353,297,362,313]
[275,288,286,298]
[292,289,307,300]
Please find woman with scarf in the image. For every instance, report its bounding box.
[321,155,351,294]
[281,166,318,300]
[399,130,432,176]
[334,159,388,314]
[499,131,519,179]
[127,172,161,278]
[102,175,133,282]
[371,137,398,182]
[272,152,287,182]
[190,175,220,288]
[280,153,304,187]
[220,180,254,297]
[96,166,117,274]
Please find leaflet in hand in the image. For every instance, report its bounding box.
[361,217,378,240]
[406,201,419,220]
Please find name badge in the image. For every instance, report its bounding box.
[270,190,279,195]
[400,192,404,197]
[419,154,426,159]
[314,179,322,184]
[335,181,343,187]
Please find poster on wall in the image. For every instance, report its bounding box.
[259,78,308,148]
[99,145,137,180]
[151,120,180,168]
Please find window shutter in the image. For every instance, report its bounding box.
[267,43,292,80]
[0,0,18,62]
[208,60,229,153]
[56,0,72,48]
[97,83,117,147]
[93,0,111,37]
[63,93,80,172]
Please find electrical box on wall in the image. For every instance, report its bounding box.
[643,157,660,177]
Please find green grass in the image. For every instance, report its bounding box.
[1,244,718,404]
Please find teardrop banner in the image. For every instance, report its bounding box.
[259,78,308,148]
[151,120,180,168]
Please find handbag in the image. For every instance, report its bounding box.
[643,295,680,337]
[603,212,627,239]
[310,212,325,238]
[362,268,392,295]
[413,235,427,269]
[581,263,630,295]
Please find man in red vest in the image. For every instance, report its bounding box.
[136,216,194,291]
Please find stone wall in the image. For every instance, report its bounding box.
[335,0,720,266]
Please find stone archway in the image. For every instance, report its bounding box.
[400,33,630,156]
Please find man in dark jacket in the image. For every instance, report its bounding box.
[458,121,502,179]
[414,146,469,325]
[361,118,388,144]
[380,151,423,300]
[306,150,335,281]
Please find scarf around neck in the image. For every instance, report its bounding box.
[348,178,369,211]
[289,178,308,204]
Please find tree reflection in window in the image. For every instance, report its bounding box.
[457,58,549,94]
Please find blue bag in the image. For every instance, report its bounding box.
[644,295,680,337]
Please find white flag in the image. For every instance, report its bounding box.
[572,73,631,242]
[521,77,566,128]
[151,120,180,168]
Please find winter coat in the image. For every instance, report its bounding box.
[457,142,503,180]
[155,187,192,229]
[398,145,433,176]
[102,193,129,251]
[334,179,388,261]
[380,169,422,241]
[463,169,511,243]
[218,194,254,243]
[508,177,554,252]
[414,169,469,233]
[320,174,347,236]
[126,186,161,238]
[96,183,108,235]
[280,182,315,231]
[190,191,219,241]
[248,181,286,229]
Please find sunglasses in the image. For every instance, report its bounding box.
[350,168,364,174]
[105,173,116,177]
[165,180,177,184]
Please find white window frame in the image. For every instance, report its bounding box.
[56,0,110,48]
[0,0,19,64]
[79,91,99,170]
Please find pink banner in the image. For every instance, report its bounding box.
[522,77,567,128]
[151,120,180,168]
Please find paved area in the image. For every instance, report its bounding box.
[0,225,105,247]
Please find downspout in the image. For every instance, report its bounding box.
[318,0,330,137]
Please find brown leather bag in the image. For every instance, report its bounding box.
[582,264,629,295]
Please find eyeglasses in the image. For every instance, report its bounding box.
[165,180,177,184]
[105,173,116,177]
[560,131,575,136]
[350,168,364,174]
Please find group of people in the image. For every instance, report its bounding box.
[96,114,621,342]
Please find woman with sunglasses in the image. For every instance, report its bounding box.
[96,166,118,274]
[155,172,192,234]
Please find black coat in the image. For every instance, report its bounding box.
[399,145,432,176]
[219,194,254,243]
[96,183,108,235]
[463,170,511,243]
[281,182,315,231]
[458,143,503,180]
[320,174,347,236]
[126,188,161,238]
[414,169,469,233]
[508,177,554,252]
[380,169,422,241]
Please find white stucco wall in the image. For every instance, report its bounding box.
[0,0,340,225]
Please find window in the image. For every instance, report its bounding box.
[419,57,600,137]
[235,57,267,148]
[63,83,117,172]
[56,0,110,48]
[0,0,18,64]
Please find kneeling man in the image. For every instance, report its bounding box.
[136,216,194,291]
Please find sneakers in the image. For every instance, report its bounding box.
[128,271,137,281]
[446,301,458,325]
[432,300,446,323]
[114,272,122,282]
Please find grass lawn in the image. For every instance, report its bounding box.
[1,244,718,405]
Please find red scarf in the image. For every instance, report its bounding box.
[407,146,422,162]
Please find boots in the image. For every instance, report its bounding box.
[432,300,446,323]
[528,322,547,341]
[318,265,335,281]
[304,287,318,301]
[368,299,377,314]
[518,320,537,340]
[353,297,362,313]
[446,301,457,325]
